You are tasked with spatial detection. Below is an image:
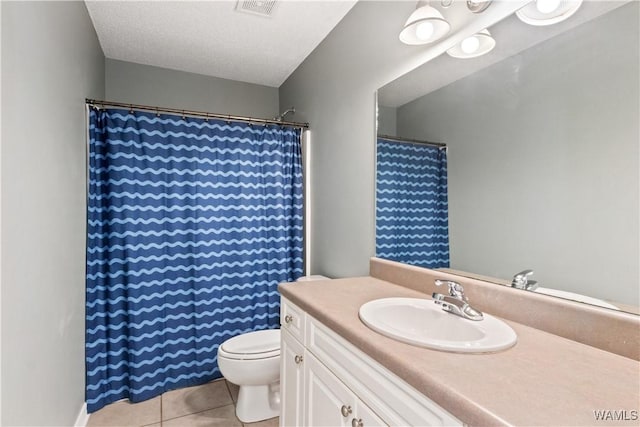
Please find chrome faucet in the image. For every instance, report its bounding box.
[511,269,538,291]
[432,279,484,321]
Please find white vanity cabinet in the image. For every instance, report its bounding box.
[280,297,462,427]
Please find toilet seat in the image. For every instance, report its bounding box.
[219,329,280,360]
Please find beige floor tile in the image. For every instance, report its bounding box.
[225,380,239,403]
[243,416,279,427]
[163,404,242,427]
[87,397,161,427]
[162,380,233,420]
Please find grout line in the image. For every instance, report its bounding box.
[160,379,234,421]
[161,403,237,423]
[224,379,234,403]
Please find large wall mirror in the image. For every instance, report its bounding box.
[376,1,639,314]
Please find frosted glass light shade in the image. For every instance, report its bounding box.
[446,29,495,59]
[536,0,561,14]
[399,3,450,45]
[516,0,583,26]
[461,36,480,54]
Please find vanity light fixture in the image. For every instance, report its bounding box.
[399,0,451,45]
[516,0,583,26]
[440,0,453,8]
[446,29,495,59]
[466,0,492,14]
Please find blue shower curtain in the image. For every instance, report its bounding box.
[376,137,449,268]
[86,107,303,412]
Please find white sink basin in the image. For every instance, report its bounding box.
[359,297,517,353]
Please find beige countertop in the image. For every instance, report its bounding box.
[279,276,640,427]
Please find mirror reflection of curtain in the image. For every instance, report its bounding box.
[376,137,449,268]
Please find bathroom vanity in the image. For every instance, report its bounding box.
[278,259,640,426]
[280,297,461,427]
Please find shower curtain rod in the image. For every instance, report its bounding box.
[86,98,310,129]
[378,134,446,149]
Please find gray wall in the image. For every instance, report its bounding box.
[279,1,522,278]
[396,3,639,305]
[1,2,105,425]
[377,105,397,137]
[106,59,279,119]
[279,1,436,277]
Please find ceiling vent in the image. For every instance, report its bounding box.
[236,0,278,17]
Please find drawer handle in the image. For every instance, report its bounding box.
[340,405,352,417]
[294,354,304,364]
[351,418,363,427]
[284,315,293,324]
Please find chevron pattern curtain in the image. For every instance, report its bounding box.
[86,107,303,412]
[376,137,449,268]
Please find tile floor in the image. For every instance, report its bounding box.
[87,379,278,427]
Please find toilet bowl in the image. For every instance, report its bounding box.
[217,329,281,423]
[218,276,330,423]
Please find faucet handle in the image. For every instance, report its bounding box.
[434,279,467,301]
[514,269,534,279]
[512,269,534,288]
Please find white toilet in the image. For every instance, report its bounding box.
[217,329,281,423]
[217,275,329,423]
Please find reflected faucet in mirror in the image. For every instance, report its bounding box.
[433,279,483,321]
[511,270,538,291]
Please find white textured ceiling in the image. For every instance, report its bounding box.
[85,0,357,87]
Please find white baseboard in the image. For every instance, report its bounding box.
[74,403,89,427]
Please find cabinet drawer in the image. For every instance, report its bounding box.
[281,297,306,343]
[306,316,462,427]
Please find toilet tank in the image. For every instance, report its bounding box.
[296,275,330,282]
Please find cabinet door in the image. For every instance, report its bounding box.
[304,353,388,427]
[353,400,387,427]
[304,352,354,427]
[281,330,305,427]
